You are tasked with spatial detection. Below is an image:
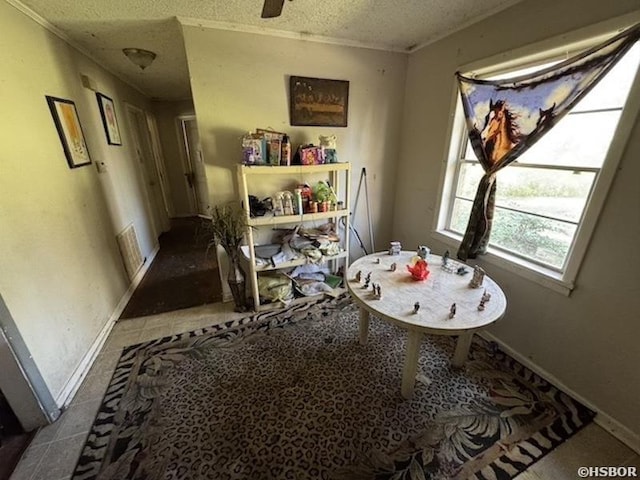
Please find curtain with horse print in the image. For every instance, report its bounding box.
[455,23,640,261]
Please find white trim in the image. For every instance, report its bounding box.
[564,61,640,281]
[458,11,640,76]
[125,103,165,238]
[435,17,640,295]
[408,0,524,53]
[432,230,574,296]
[479,330,640,455]
[177,115,198,207]
[176,116,199,215]
[55,245,159,408]
[145,114,175,219]
[6,0,78,48]
[6,0,148,98]
[177,16,408,53]
[178,1,522,54]
[433,85,465,234]
[594,413,640,456]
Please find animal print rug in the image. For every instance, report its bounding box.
[72,295,594,480]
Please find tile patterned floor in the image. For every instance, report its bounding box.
[9,302,639,480]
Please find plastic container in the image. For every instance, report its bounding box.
[280,135,291,166]
[294,189,303,215]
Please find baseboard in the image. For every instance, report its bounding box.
[593,411,640,455]
[55,245,160,409]
[478,331,640,455]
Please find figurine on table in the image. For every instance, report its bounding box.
[478,298,486,311]
[417,246,430,260]
[469,266,485,288]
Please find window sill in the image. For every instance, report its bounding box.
[431,230,574,296]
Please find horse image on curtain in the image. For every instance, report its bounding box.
[456,23,640,260]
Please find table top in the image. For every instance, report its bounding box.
[347,251,507,335]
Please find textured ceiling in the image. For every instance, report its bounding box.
[15,0,523,101]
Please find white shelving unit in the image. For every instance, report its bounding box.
[237,163,351,311]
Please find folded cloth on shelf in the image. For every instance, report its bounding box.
[317,241,341,257]
[258,273,293,304]
[300,246,323,263]
[295,281,336,297]
[291,264,330,277]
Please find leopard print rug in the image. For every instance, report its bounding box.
[72,295,594,479]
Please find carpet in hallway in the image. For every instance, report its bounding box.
[119,217,222,319]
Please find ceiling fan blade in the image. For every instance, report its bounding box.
[261,0,285,18]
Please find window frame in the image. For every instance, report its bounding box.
[433,23,640,296]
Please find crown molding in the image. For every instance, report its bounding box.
[408,0,524,53]
[6,0,149,98]
[177,16,408,54]
[6,0,74,45]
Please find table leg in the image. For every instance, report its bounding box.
[358,307,370,345]
[452,332,473,368]
[401,330,422,399]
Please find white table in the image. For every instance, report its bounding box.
[347,251,507,399]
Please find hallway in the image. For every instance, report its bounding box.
[119,217,223,320]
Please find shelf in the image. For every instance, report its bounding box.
[241,246,348,272]
[248,209,349,226]
[253,287,347,312]
[239,163,350,175]
[238,161,351,311]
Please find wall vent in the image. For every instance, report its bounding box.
[116,223,143,281]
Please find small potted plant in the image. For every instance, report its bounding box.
[313,181,337,212]
[207,203,248,311]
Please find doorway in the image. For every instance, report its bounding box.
[126,105,171,236]
[0,293,59,478]
[178,116,210,216]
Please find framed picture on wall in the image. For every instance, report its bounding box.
[289,76,349,127]
[96,92,122,145]
[45,95,92,168]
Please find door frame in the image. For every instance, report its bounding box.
[145,113,175,218]
[125,103,169,236]
[176,115,209,215]
[176,115,197,214]
[0,293,59,431]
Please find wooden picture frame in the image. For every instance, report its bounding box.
[289,76,349,127]
[45,96,92,168]
[96,92,122,145]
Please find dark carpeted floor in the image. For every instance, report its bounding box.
[119,217,223,319]
[0,393,34,480]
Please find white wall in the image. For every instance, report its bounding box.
[181,27,408,253]
[0,1,156,403]
[395,0,640,442]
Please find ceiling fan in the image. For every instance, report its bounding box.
[261,0,286,18]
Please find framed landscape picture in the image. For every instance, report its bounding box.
[289,76,349,127]
[96,92,122,145]
[45,95,92,168]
